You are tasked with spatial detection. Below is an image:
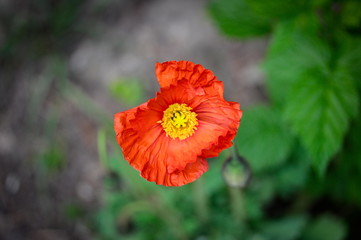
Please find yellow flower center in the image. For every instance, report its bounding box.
[159,103,198,140]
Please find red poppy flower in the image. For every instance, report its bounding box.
[114,61,242,186]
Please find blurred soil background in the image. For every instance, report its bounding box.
[0,0,266,239]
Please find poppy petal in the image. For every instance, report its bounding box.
[164,95,242,173]
[114,61,243,187]
[155,60,224,97]
[115,80,210,186]
[114,102,147,142]
[190,97,242,159]
[119,120,209,186]
[142,156,209,187]
[169,158,208,186]
[129,80,202,173]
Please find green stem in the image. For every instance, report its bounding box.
[229,145,246,223]
[97,128,108,169]
[192,178,209,224]
[229,187,245,224]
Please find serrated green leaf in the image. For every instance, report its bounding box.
[284,68,359,174]
[236,105,294,173]
[325,114,361,207]
[245,0,308,20]
[337,35,361,90]
[302,214,347,240]
[208,0,271,38]
[263,18,329,106]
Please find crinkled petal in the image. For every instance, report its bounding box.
[114,102,147,143]
[114,62,242,187]
[170,158,208,186]
[201,101,242,158]
[155,60,224,97]
[130,80,205,173]
[189,98,242,159]
[116,114,209,186]
[142,156,209,187]
[114,80,210,186]
[164,95,242,173]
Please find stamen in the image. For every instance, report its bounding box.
[159,103,198,140]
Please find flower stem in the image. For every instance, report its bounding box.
[192,178,209,224]
[229,187,245,224]
[228,146,246,224]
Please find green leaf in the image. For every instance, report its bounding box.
[311,0,332,8]
[236,105,294,173]
[208,0,271,38]
[260,215,307,240]
[249,176,276,204]
[263,18,329,106]
[243,194,264,220]
[341,1,361,28]
[38,146,65,173]
[302,214,347,240]
[284,68,359,174]
[337,35,361,90]
[324,114,361,207]
[109,79,144,106]
[245,0,308,20]
[273,149,310,195]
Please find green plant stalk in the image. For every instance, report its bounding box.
[192,178,209,225]
[229,187,245,224]
[229,146,246,224]
[97,128,108,169]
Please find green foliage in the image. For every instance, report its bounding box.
[236,105,294,173]
[208,0,271,38]
[245,0,308,20]
[338,36,361,89]
[272,144,310,195]
[94,128,317,239]
[302,214,347,240]
[208,0,313,39]
[209,3,361,187]
[215,1,360,174]
[260,215,307,240]
[205,0,361,239]
[284,68,358,173]
[263,18,328,105]
[341,1,361,28]
[317,115,361,207]
[109,79,144,106]
[38,146,65,173]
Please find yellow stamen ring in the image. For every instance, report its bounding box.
[158,103,198,140]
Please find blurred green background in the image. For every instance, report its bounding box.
[1,0,361,239]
